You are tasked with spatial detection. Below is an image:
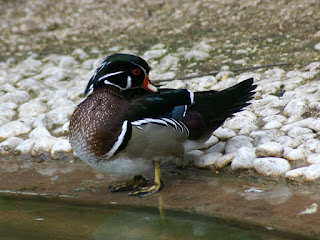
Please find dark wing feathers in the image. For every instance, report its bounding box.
[126,89,193,121]
[125,78,256,140]
[183,78,256,139]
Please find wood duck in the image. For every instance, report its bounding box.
[69,53,256,197]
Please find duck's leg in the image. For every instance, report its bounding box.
[109,175,147,192]
[129,160,163,198]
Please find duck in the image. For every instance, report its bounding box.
[69,53,256,197]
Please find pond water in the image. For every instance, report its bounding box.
[0,195,300,240]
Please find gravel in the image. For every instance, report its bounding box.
[1,50,320,182]
[0,0,320,183]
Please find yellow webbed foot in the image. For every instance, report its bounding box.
[109,175,146,192]
[129,160,163,198]
[129,181,163,198]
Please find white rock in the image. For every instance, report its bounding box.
[283,100,309,117]
[305,139,320,153]
[286,115,304,124]
[40,67,71,85]
[285,167,306,179]
[286,70,304,78]
[155,55,179,71]
[81,59,96,70]
[184,50,210,61]
[0,83,15,92]
[0,120,31,140]
[296,133,317,142]
[263,67,286,79]
[194,152,222,169]
[215,153,235,169]
[51,138,73,159]
[31,137,59,156]
[201,135,219,149]
[305,62,320,71]
[287,127,312,138]
[253,134,271,147]
[148,71,176,81]
[47,106,74,125]
[223,110,257,130]
[53,121,70,135]
[233,59,246,65]
[280,118,314,132]
[207,142,225,154]
[151,43,166,50]
[186,76,217,91]
[194,40,214,52]
[254,158,290,177]
[59,56,77,68]
[250,130,284,142]
[304,164,320,181]
[14,139,36,154]
[211,78,237,91]
[72,49,89,60]
[33,114,54,130]
[29,126,52,140]
[182,150,203,166]
[255,107,280,117]
[231,147,256,170]
[143,49,167,61]
[160,80,186,89]
[238,124,258,135]
[314,42,320,51]
[309,119,320,132]
[0,116,10,126]
[0,136,24,151]
[235,49,248,55]
[255,142,284,158]
[0,90,29,104]
[251,95,281,109]
[0,102,18,110]
[18,99,48,118]
[225,136,253,154]
[1,109,16,121]
[213,128,236,140]
[275,136,300,148]
[263,120,283,129]
[215,71,234,81]
[16,78,44,93]
[283,147,293,156]
[307,154,320,164]
[284,148,306,161]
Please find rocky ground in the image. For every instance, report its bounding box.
[1,0,320,184]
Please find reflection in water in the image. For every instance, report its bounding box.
[239,186,293,205]
[0,195,298,240]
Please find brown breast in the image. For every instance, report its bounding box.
[69,86,129,159]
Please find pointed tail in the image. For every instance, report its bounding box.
[183,78,256,140]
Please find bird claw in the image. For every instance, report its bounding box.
[129,181,163,198]
[109,175,146,192]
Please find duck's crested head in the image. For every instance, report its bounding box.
[84,53,157,96]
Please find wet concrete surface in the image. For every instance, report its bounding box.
[0,159,319,239]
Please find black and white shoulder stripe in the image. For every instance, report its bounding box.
[131,117,190,136]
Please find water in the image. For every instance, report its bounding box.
[0,195,300,240]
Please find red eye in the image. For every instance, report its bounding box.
[132,68,141,75]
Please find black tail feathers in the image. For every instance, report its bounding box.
[183,78,256,140]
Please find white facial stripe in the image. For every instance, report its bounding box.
[98,71,124,82]
[103,80,127,91]
[187,90,195,104]
[130,61,146,74]
[105,120,128,159]
[126,75,132,89]
[91,61,111,81]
